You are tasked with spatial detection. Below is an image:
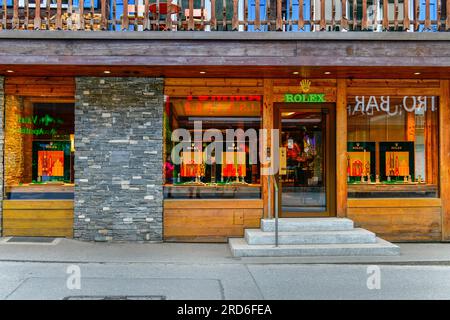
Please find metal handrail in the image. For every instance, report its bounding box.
[269,175,279,247]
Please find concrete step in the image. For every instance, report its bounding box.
[261,218,354,232]
[245,228,377,245]
[228,237,400,257]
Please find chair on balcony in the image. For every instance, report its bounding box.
[183,8,208,30]
[126,4,146,30]
[111,0,180,30]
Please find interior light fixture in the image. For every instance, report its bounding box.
[104,70,111,74]
[200,71,206,74]
[324,71,331,75]
[414,72,421,75]
[6,70,14,73]
[292,71,299,75]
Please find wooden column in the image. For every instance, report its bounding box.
[406,111,415,141]
[336,79,347,218]
[440,80,450,241]
[262,79,274,219]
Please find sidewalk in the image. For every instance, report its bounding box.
[0,237,450,265]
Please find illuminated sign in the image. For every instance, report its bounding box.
[17,114,64,136]
[187,95,261,102]
[182,95,262,114]
[18,114,64,126]
[283,78,326,103]
[284,93,326,103]
[348,96,437,116]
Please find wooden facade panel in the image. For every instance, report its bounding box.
[165,86,264,97]
[0,39,449,69]
[3,210,73,219]
[347,207,442,241]
[336,79,347,217]
[3,200,74,238]
[4,77,75,97]
[347,79,441,88]
[440,80,450,241]
[262,79,274,218]
[348,198,442,208]
[164,199,263,209]
[272,79,337,87]
[164,200,263,242]
[5,77,76,85]
[165,78,264,87]
[346,87,441,96]
[3,200,74,210]
[3,218,74,229]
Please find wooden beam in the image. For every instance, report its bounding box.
[188,0,194,30]
[320,0,326,30]
[440,79,450,241]
[255,0,261,30]
[13,0,19,29]
[447,0,450,31]
[210,0,217,30]
[56,0,63,30]
[276,0,282,30]
[232,0,238,30]
[336,78,347,217]
[362,0,368,30]
[122,0,129,30]
[262,79,274,218]
[100,0,107,30]
[394,0,399,30]
[340,0,348,30]
[425,0,431,30]
[383,0,388,30]
[298,0,305,30]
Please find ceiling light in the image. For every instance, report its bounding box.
[6,70,14,73]
[292,71,299,75]
[414,72,421,75]
[324,71,331,75]
[103,70,111,74]
[200,71,206,74]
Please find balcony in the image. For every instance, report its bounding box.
[0,0,448,32]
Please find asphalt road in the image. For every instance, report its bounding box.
[1,261,450,300]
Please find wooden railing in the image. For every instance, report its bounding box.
[0,0,449,31]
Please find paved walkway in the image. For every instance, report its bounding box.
[0,238,450,265]
[1,238,450,299]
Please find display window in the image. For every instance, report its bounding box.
[4,96,75,200]
[347,95,439,198]
[163,95,262,199]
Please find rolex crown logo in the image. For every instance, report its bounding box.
[300,79,311,93]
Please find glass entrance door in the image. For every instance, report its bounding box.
[277,106,335,216]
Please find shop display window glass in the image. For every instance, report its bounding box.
[4,96,75,200]
[164,95,262,199]
[347,95,439,198]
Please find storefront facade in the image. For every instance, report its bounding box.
[163,77,450,242]
[0,26,449,243]
[0,71,449,243]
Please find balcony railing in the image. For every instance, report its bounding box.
[0,0,449,31]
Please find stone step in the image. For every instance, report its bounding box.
[245,228,377,245]
[261,218,354,232]
[228,237,400,257]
